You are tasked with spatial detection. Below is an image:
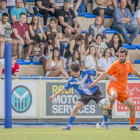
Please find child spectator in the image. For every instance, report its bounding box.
[84,46,98,70]
[108,33,122,57]
[29,15,46,41]
[93,33,108,59]
[97,48,118,72]
[45,47,69,77]
[0,13,10,59]
[66,49,84,69]
[80,33,93,59]
[10,0,27,23]
[1,56,19,77]
[0,0,8,20]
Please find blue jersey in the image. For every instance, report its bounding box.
[65,70,98,95]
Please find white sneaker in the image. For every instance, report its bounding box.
[25,56,30,62]
[74,11,78,16]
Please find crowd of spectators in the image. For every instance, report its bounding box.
[0,0,140,77]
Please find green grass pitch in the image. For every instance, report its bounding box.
[0,128,140,140]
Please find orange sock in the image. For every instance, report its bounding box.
[130,116,135,126]
[110,103,114,109]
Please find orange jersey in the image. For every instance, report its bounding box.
[106,60,134,91]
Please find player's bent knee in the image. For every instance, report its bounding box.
[129,103,135,111]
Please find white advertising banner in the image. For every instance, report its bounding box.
[0,82,36,117]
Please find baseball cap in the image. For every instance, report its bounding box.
[64,0,71,2]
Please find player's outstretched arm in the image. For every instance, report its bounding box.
[133,70,140,79]
[89,72,108,88]
[49,87,67,101]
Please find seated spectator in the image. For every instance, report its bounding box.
[45,47,69,77]
[84,46,98,70]
[35,0,56,27]
[132,8,140,31]
[92,0,113,25]
[0,0,8,20]
[93,34,108,59]
[0,13,10,59]
[1,56,19,77]
[10,0,27,23]
[114,0,139,46]
[66,49,84,69]
[64,35,83,58]
[24,35,46,74]
[80,33,93,59]
[46,17,62,48]
[108,33,122,56]
[58,0,82,51]
[29,15,46,41]
[89,16,107,43]
[97,48,118,72]
[11,13,30,59]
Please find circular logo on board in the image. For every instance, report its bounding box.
[12,86,32,113]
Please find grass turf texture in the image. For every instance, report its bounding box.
[0,128,140,140]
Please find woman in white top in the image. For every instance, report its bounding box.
[66,50,84,70]
[93,34,108,59]
[84,46,98,70]
[45,47,69,77]
[97,48,118,72]
[80,33,93,60]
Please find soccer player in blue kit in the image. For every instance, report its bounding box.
[49,62,117,130]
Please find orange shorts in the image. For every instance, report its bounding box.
[107,87,130,103]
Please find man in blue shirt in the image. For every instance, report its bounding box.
[0,0,8,20]
[10,0,27,23]
[114,0,139,46]
[49,62,117,130]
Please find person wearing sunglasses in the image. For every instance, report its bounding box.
[97,48,118,72]
[29,15,46,41]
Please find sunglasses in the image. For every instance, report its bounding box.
[34,19,39,20]
[106,51,111,54]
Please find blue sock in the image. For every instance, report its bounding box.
[103,115,108,123]
[68,116,75,125]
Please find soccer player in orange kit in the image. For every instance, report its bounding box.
[89,47,140,130]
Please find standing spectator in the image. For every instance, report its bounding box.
[0,0,8,20]
[80,33,93,59]
[1,56,19,77]
[92,0,114,25]
[97,48,118,72]
[11,13,30,59]
[64,35,83,58]
[10,0,27,23]
[24,35,46,74]
[45,47,69,77]
[29,15,46,41]
[0,13,10,59]
[132,8,140,31]
[108,33,122,56]
[89,16,107,43]
[93,34,108,59]
[35,0,55,27]
[114,0,139,46]
[66,49,84,69]
[84,46,98,70]
[59,0,82,52]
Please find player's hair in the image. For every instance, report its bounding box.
[33,35,41,43]
[50,17,58,24]
[20,13,26,17]
[66,50,84,69]
[52,47,60,61]
[12,55,17,60]
[89,46,98,68]
[70,62,80,72]
[118,47,128,55]
[85,33,93,51]
[96,33,103,40]
[102,48,112,57]
[2,13,9,17]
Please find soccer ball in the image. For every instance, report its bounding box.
[98,99,110,110]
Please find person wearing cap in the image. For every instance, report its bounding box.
[58,0,82,55]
